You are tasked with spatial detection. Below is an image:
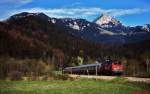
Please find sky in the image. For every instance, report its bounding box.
[0,0,150,26]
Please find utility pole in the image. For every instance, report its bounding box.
[96,66,98,76]
[146,57,150,73]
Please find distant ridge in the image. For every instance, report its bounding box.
[6,12,150,45]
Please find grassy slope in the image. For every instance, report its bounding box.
[0,78,150,94]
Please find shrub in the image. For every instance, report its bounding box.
[50,71,69,80]
[55,74,69,80]
[8,71,22,80]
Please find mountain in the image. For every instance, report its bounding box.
[0,12,106,58]
[1,12,150,46]
[1,12,150,78]
[134,24,150,32]
[8,12,150,45]
[94,13,150,33]
[142,24,150,32]
[0,12,150,63]
[10,12,50,21]
[94,13,123,28]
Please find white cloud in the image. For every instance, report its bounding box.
[69,2,83,7]
[0,0,32,5]
[7,7,150,21]
[108,8,150,17]
[0,0,32,8]
[19,0,33,4]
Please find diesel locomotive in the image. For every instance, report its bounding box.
[63,60,124,75]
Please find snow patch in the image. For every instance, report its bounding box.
[74,21,77,25]
[51,19,56,24]
[142,25,150,32]
[72,24,80,30]
[100,30,116,35]
[87,24,90,26]
[69,23,80,30]
[98,27,127,36]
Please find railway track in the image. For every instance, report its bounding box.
[69,74,150,83]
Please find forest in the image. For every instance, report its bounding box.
[0,14,150,80]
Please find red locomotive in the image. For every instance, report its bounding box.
[63,59,124,75]
[100,60,124,75]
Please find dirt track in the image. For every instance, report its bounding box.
[69,75,150,83]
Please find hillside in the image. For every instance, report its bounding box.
[0,13,104,59]
[0,12,150,78]
[0,12,150,60]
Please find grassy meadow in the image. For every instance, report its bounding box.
[0,78,150,94]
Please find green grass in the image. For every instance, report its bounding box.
[0,78,150,94]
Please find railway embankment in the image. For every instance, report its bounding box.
[69,74,150,83]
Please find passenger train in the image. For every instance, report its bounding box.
[63,60,124,75]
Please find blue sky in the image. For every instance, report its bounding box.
[0,0,150,26]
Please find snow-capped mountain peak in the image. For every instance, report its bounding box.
[94,13,122,27]
[142,24,150,32]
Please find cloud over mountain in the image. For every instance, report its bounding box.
[9,7,150,21]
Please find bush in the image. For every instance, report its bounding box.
[133,72,150,78]
[55,74,69,80]
[50,71,69,80]
[8,71,22,80]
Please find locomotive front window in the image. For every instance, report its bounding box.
[118,62,121,65]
